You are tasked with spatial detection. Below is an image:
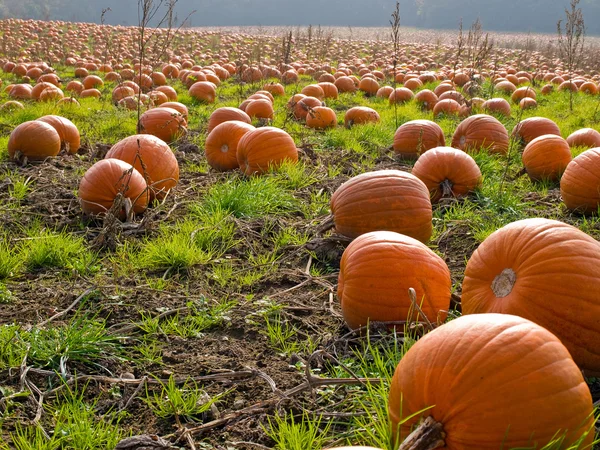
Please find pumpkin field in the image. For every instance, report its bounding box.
[1,12,600,450]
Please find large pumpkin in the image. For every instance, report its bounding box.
[561,147,600,213]
[205,120,255,171]
[306,106,337,129]
[79,158,149,217]
[236,127,298,176]
[566,128,600,149]
[451,114,509,154]
[105,134,179,200]
[389,313,594,449]
[8,121,61,160]
[188,81,216,103]
[512,117,561,146]
[207,107,251,133]
[339,231,451,330]
[393,120,445,160]
[330,170,433,243]
[36,115,80,154]
[462,218,600,374]
[522,134,572,182]
[411,147,482,202]
[137,107,186,143]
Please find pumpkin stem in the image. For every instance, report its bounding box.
[399,416,446,450]
[491,268,516,298]
[440,179,454,198]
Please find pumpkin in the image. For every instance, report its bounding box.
[482,98,511,116]
[494,80,517,93]
[245,98,274,120]
[330,170,433,243]
[411,147,482,202]
[105,134,179,200]
[155,85,178,101]
[339,231,451,330]
[566,128,600,148]
[389,313,594,450]
[561,147,600,214]
[8,121,61,161]
[78,158,149,217]
[82,75,103,90]
[236,127,298,176]
[519,97,537,110]
[358,77,379,96]
[318,82,338,99]
[31,82,55,100]
[414,89,438,111]
[301,84,325,99]
[80,88,101,98]
[432,98,461,116]
[393,120,445,160]
[159,102,188,123]
[39,86,64,101]
[511,86,536,103]
[335,76,357,93]
[137,107,186,143]
[376,86,394,98]
[188,81,216,103]
[9,84,32,99]
[512,117,561,146]
[388,87,414,104]
[306,106,337,129]
[36,115,81,154]
[205,120,255,171]
[438,90,465,104]
[263,83,285,96]
[451,114,509,155]
[344,106,380,128]
[207,107,251,133]
[1,100,24,111]
[148,90,168,105]
[580,81,598,95]
[293,96,323,121]
[522,134,572,182]
[112,85,135,104]
[462,218,600,374]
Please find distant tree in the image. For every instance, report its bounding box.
[557,0,585,111]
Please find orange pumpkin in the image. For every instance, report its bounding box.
[306,106,337,129]
[389,313,594,449]
[358,77,379,96]
[293,96,323,121]
[482,98,511,116]
[344,106,380,128]
[301,84,325,99]
[522,134,572,181]
[105,134,179,199]
[393,120,445,160]
[339,231,451,330]
[512,117,561,146]
[9,84,32,99]
[432,98,461,116]
[236,127,298,176]
[330,170,433,243]
[137,107,186,143]
[462,218,600,374]
[334,76,357,93]
[36,115,80,154]
[511,86,536,103]
[566,128,600,149]
[245,98,274,120]
[561,147,600,213]
[159,102,188,123]
[451,114,509,155]
[79,158,149,217]
[8,121,61,161]
[411,147,482,202]
[318,82,338,99]
[205,121,255,171]
[414,89,438,111]
[207,107,251,133]
[188,81,216,103]
[388,87,414,104]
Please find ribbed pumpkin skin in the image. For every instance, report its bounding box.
[512,117,561,145]
[567,128,600,149]
[160,102,188,123]
[245,98,274,120]
[205,121,255,171]
[393,120,445,160]
[207,107,251,133]
[36,115,80,154]
[330,170,433,243]
[188,81,216,103]
[236,127,298,176]
[482,97,511,116]
[451,114,509,154]
[8,121,61,160]
[79,158,149,217]
[389,313,594,449]
[344,106,380,127]
[137,107,185,143]
[411,147,482,202]
[561,147,600,214]
[105,134,179,200]
[339,231,450,330]
[462,218,600,374]
[522,134,572,181]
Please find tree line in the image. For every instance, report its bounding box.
[1,0,598,35]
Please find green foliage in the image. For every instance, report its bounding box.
[265,412,333,450]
